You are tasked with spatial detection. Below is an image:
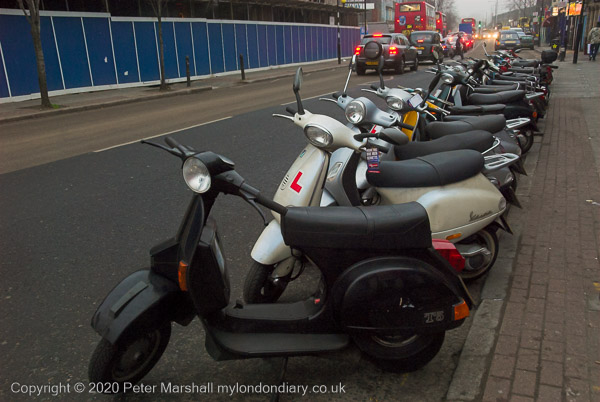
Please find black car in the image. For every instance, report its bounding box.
[355,33,418,75]
[409,31,444,63]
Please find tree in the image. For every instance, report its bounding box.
[148,0,169,91]
[508,0,536,17]
[17,0,52,108]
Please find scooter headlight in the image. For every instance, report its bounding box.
[345,100,366,124]
[441,73,454,84]
[304,124,333,148]
[385,96,406,111]
[182,157,211,193]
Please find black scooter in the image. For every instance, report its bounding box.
[88,134,474,389]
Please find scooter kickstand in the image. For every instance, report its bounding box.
[270,357,289,402]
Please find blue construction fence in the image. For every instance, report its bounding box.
[0,9,361,102]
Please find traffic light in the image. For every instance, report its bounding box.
[478,21,482,28]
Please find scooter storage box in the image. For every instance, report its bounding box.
[541,50,557,64]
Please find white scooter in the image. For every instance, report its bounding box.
[244,67,516,303]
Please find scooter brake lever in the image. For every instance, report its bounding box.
[318,97,337,103]
[140,139,185,158]
[272,114,295,121]
[239,189,269,226]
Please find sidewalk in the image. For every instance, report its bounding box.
[0,58,349,123]
[449,49,600,401]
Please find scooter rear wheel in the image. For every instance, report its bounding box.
[519,128,534,154]
[88,323,171,390]
[353,331,445,372]
[459,228,499,282]
[243,261,289,304]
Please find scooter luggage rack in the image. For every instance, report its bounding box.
[483,153,520,173]
[506,118,531,130]
[482,137,502,155]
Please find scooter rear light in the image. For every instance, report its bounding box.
[432,239,465,272]
[178,261,188,291]
[454,300,470,320]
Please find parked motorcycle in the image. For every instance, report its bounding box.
[88,136,474,389]
[245,66,515,303]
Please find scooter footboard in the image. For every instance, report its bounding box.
[332,255,471,335]
[91,270,194,344]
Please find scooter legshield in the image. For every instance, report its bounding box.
[250,220,292,266]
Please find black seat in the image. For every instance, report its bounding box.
[468,90,526,105]
[367,149,484,188]
[487,79,523,86]
[394,130,494,160]
[472,84,519,93]
[512,59,539,68]
[447,104,506,115]
[426,115,506,139]
[281,203,432,250]
[508,67,536,74]
[493,75,530,83]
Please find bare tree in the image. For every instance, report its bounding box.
[148,0,168,91]
[17,0,52,108]
[508,0,536,17]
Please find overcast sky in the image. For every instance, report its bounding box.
[454,0,509,25]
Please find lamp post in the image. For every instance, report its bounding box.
[572,0,586,63]
[337,0,341,64]
[537,0,544,46]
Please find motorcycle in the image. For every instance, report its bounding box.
[245,66,516,303]
[88,135,474,389]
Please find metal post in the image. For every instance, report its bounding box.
[337,0,341,64]
[239,54,246,80]
[364,0,367,35]
[572,0,586,63]
[537,0,544,46]
[186,56,190,87]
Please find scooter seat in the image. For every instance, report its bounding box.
[367,149,484,188]
[468,90,526,105]
[512,59,539,68]
[281,203,432,250]
[472,84,519,93]
[493,75,531,83]
[394,130,494,160]
[508,67,536,74]
[426,115,506,139]
[447,104,506,115]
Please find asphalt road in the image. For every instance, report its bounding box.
[0,43,490,401]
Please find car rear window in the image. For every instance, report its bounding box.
[361,36,392,45]
[411,33,434,43]
[501,33,518,40]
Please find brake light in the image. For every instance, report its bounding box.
[417,39,424,43]
[432,239,465,272]
[373,33,383,37]
[389,46,398,55]
[354,46,361,55]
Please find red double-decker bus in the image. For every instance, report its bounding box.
[461,17,476,29]
[436,11,447,36]
[394,1,436,36]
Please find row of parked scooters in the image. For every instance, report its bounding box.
[87,41,558,391]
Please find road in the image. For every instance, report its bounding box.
[0,43,491,401]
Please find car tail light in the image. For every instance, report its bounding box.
[417,39,424,43]
[373,33,383,37]
[354,46,361,55]
[389,46,398,55]
[432,239,465,272]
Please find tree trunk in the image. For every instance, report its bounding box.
[157,15,167,90]
[31,18,52,107]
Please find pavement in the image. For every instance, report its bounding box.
[1,47,599,401]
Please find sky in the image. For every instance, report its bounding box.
[454,0,510,25]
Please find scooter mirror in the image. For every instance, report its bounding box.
[293,68,305,115]
[514,49,522,54]
[379,128,410,146]
[293,67,303,92]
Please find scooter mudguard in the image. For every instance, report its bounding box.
[251,220,292,265]
[332,255,471,334]
[91,270,194,344]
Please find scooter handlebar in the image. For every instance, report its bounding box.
[371,84,379,90]
[286,106,297,115]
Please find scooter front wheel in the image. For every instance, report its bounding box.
[243,261,290,304]
[353,331,445,372]
[459,228,499,282]
[88,323,171,390]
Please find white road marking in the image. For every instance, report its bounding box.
[93,116,233,152]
